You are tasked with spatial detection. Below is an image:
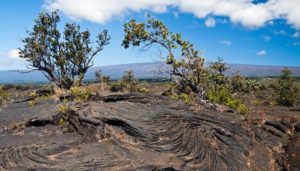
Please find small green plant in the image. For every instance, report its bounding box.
[56,99,71,132]
[110,70,139,93]
[95,70,102,83]
[209,58,230,85]
[28,92,38,107]
[207,86,248,114]
[0,86,9,106]
[110,82,125,92]
[173,93,196,104]
[231,73,246,92]
[137,87,150,93]
[121,70,138,92]
[270,68,300,107]
[58,99,70,115]
[70,86,91,102]
[101,76,110,84]
[95,70,110,84]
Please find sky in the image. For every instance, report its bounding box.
[0,0,300,70]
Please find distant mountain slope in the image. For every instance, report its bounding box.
[0,62,300,83]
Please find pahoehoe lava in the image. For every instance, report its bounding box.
[0,94,299,170]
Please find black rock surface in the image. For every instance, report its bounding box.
[0,94,299,170]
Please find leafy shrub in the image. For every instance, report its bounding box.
[110,70,139,93]
[207,86,248,114]
[231,73,246,92]
[270,68,299,107]
[110,82,126,92]
[28,92,38,107]
[121,70,138,92]
[70,86,91,102]
[173,93,196,104]
[101,76,110,83]
[95,70,102,83]
[137,87,150,93]
[244,79,260,91]
[0,87,9,106]
[95,70,110,83]
[209,58,230,85]
[58,99,71,115]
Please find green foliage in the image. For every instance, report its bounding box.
[230,72,261,93]
[207,86,248,114]
[231,73,246,92]
[270,68,299,107]
[70,86,91,102]
[58,99,70,115]
[95,70,102,83]
[110,71,144,93]
[110,82,126,92]
[0,86,9,106]
[209,58,230,85]
[56,99,71,132]
[137,87,150,93]
[101,76,110,83]
[95,70,110,84]
[122,16,250,113]
[121,70,138,92]
[19,11,110,89]
[122,15,205,93]
[28,92,38,107]
[173,93,196,104]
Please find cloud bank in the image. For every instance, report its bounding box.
[45,0,300,29]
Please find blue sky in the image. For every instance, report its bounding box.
[0,0,300,70]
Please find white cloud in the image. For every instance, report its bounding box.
[0,49,25,70]
[0,49,21,59]
[205,17,216,27]
[257,50,267,56]
[220,40,232,45]
[45,0,300,29]
[292,32,300,38]
[45,0,178,23]
[263,35,272,41]
[6,49,21,59]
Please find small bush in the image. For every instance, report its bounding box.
[173,93,196,104]
[110,82,126,92]
[270,68,299,107]
[95,70,110,84]
[58,99,70,115]
[207,86,248,114]
[28,92,38,107]
[101,76,110,83]
[231,73,261,93]
[110,70,139,93]
[121,70,138,92]
[0,87,9,106]
[137,87,150,93]
[70,86,91,102]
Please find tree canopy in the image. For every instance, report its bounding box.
[19,11,110,89]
